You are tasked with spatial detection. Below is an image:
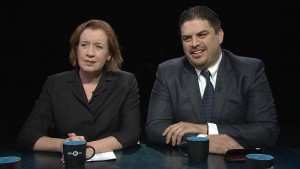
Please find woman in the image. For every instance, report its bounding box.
[18,19,141,154]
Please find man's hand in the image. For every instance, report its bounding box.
[207,134,244,154]
[162,122,207,146]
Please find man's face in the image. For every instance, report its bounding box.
[180,19,223,70]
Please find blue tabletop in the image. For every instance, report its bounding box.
[1,144,300,169]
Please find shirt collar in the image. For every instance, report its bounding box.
[195,52,222,81]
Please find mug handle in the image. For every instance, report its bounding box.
[178,142,188,156]
[85,145,96,160]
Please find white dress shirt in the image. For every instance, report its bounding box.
[195,53,222,135]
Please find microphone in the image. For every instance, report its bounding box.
[92,91,99,97]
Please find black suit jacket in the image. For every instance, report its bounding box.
[146,49,279,148]
[19,69,141,149]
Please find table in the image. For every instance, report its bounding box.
[1,144,300,169]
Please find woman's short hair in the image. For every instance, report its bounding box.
[69,19,123,71]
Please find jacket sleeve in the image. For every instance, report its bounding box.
[109,74,141,148]
[18,77,54,150]
[145,64,174,144]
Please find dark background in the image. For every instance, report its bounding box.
[1,0,299,149]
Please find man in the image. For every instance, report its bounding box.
[145,6,279,154]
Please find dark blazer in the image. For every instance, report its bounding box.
[146,49,279,148]
[18,69,141,149]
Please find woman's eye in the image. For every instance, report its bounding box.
[94,45,103,50]
[80,43,88,48]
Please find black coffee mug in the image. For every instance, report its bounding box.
[63,141,96,168]
[0,156,21,169]
[179,136,209,163]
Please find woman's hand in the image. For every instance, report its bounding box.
[67,133,86,141]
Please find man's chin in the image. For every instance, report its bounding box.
[187,57,205,69]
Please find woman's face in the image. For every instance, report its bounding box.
[77,28,111,74]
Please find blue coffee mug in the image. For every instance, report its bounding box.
[246,153,274,169]
[0,156,21,169]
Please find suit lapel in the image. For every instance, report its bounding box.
[182,59,206,123]
[93,71,110,96]
[68,70,110,107]
[213,53,232,122]
[68,69,89,107]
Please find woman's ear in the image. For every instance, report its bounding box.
[107,56,111,61]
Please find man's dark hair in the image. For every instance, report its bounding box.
[179,6,221,34]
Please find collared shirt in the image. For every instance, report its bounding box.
[195,53,223,135]
[195,53,222,97]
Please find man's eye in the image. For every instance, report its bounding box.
[198,34,207,38]
[182,37,191,42]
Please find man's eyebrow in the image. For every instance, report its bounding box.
[181,30,209,37]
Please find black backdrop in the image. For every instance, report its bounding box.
[1,0,299,149]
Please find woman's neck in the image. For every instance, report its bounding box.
[79,70,103,85]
